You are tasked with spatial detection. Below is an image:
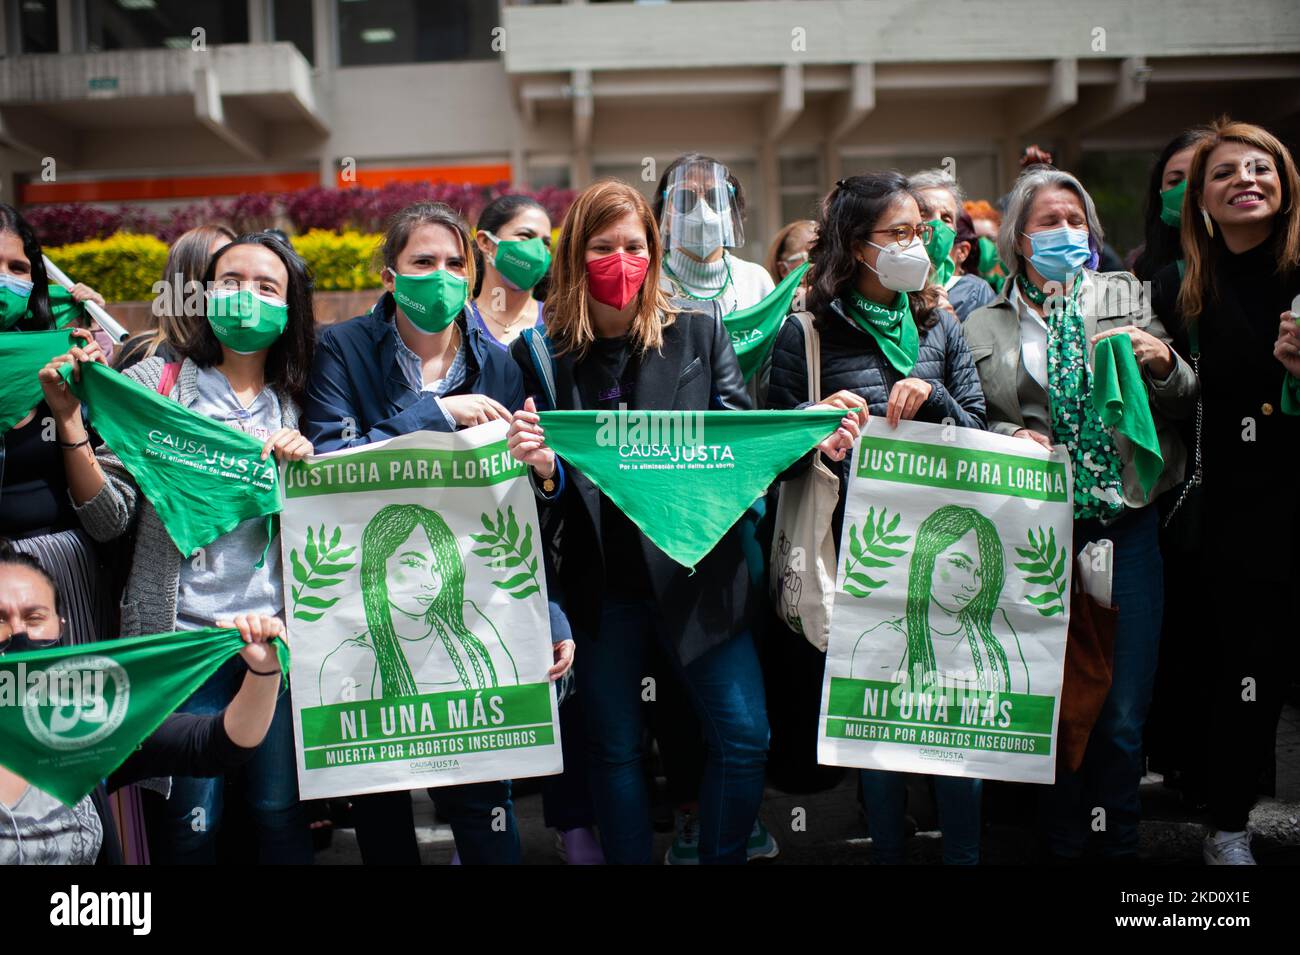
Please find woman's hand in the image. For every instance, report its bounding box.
[261,428,313,462]
[1091,325,1174,378]
[508,396,556,479]
[69,283,106,309]
[1013,428,1053,450]
[813,389,869,414]
[219,613,286,674]
[885,378,933,427]
[443,394,511,427]
[814,410,866,463]
[1274,311,1300,378]
[38,328,105,423]
[548,639,575,681]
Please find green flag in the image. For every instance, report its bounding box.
[0,628,288,806]
[59,360,282,558]
[0,328,74,433]
[46,284,88,329]
[724,260,810,381]
[539,408,844,568]
[1092,334,1163,500]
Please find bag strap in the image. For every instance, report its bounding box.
[794,312,821,404]
[519,327,558,411]
[156,361,181,397]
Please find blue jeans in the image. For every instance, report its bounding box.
[1042,505,1164,858]
[860,770,982,864]
[576,598,769,864]
[158,657,312,864]
[351,781,519,864]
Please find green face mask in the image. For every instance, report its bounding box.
[0,275,34,330]
[924,219,956,287]
[206,288,289,354]
[392,269,467,334]
[484,231,551,291]
[1159,179,1187,228]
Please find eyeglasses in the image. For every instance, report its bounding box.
[665,184,732,216]
[782,251,810,267]
[871,224,934,246]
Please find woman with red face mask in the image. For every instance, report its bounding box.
[504,180,860,864]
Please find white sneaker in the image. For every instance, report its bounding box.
[1203,829,1256,865]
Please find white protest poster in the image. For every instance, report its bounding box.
[279,421,562,800]
[818,419,1074,784]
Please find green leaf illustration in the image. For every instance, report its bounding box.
[842,507,910,600]
[475,507,543,601]
[290,523,357,623]
[1017,526,1067,618]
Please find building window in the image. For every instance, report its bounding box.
[85,0,249,52]
[336,0,499,67]
[15,0,59,53]
[273,0,314,64]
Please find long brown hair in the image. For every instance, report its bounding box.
[544,179,677,357]
[1177,118,1300,323]
[147,224,236,358]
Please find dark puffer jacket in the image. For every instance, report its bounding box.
[766,297,987,548]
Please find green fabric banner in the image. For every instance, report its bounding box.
[1282,373,1300,416]
[1091,334,1163,500]
[724,260,810,381]
[60,360,282,558]
[46,285,87,329]
[0,329,74,433]
[539,408,844,568]
[0,628,288,806]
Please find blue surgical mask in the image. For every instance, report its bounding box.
[1022,226,1091,282]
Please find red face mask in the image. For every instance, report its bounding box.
[585,251,649,310]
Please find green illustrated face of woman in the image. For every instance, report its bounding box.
[385,526,443,621]
[931,529,981,614]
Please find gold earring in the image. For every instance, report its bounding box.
[1201,207,1214,238]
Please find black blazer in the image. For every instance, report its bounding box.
[510,308,752,666]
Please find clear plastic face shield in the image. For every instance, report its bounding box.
[660,160,744,257]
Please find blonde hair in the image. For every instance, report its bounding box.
[1177,117,1300,323]
[147,224,236,357]
[544,179,677,357]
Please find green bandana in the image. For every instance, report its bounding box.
[0,329,74,432]
[1037,280,1127,519]
[977,236,1007,293]
[1092,334,1163,500]
[538,409,844,568]
[59,361,282,559]
[845,290,919,376]
[924,219,956,288]
[724,260,810,381]
[0,627,288,806]
[1159,180,1187,228]
[1284,374,1300,416]
[46,284,88,329]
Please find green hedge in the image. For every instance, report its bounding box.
[291,230,384,291]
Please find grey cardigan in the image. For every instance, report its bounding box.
[73,357,300,637]
[963,269,1199,509]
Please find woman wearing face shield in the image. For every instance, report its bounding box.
[0,546,286,865]
[962,166,1199,863]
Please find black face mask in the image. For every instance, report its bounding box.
[0,631,62,655]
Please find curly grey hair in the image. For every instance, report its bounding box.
[998,167,1104,279]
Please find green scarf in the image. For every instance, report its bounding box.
[59,361,282,559]
[977,236,1007,293]
[46,285,87,329]
[1021,275,1127,519]
[538,409,844,568]
[724,260,810,381]
[1092,333,1163,500]
[0,628,288,806]
[0,329,74,432]
[845,290,919,376]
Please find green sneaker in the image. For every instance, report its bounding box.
[747,818,780,862]
[664,810,700,865]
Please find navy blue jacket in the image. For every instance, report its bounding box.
[302,292,525,453]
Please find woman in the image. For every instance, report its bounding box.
[1152,119,1300,865]
[114,225,236,370]
[909,170,995,322]
[506,178,859,864]
[302,201,577,865]
[963,166,1198,863]
[1132,128,1214,282]
[471,195,552,348]
[849,505,1030,694]
[767,171,986,865]
[319,503,518,702]
[0,547,286,865]
[43,231,318,864]
[766,219,818,284]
